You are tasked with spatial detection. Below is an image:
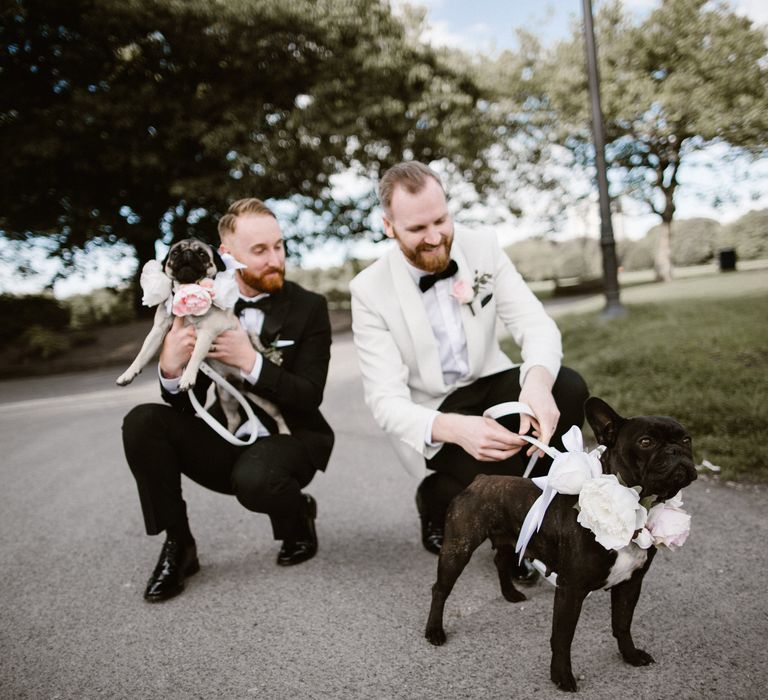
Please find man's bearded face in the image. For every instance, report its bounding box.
[221,213,286,295]
[384,178,454,274]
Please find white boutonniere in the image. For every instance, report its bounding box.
[450,270,492,316]
[259,336,295,366]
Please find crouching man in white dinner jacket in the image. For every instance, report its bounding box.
[350,161,588,581]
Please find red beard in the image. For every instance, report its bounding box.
[239,267,285,294]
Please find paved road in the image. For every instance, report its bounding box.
[1,333,766,699]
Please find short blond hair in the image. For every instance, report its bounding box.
[217,198,276,239]
[378,162,444,216]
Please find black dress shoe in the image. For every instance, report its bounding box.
[511,559,540,586]
[277,495,318,566]
[415,489,444,555]
[144,538,199,603]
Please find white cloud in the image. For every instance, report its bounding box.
[735,0,768,25]
[420,19,476,49]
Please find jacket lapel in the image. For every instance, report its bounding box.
[451,239,484,376]
[387,250,446,392]
[259,285,291,346]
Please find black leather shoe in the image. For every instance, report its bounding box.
[277,495,318,566]
[415,489,444,555]
[144,538,199,603]
[511,559,540,586]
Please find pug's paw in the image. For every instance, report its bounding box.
[116,370,137,386]
[179,375,196,392]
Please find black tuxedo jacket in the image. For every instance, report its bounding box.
[161,280,334,472]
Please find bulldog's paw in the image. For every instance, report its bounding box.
[425,626,447,646]
[622,647,655,666]
[116,371,136,386]
[551,662,577,692]
[501,586,527,603]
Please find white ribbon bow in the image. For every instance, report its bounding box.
[514,426,604,564]
[482,403,604,564]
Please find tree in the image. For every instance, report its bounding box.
[489,0,768,281]
[0,0,495,305]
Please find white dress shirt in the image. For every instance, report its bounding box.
[159,292,272,439]
[404,260,470,446]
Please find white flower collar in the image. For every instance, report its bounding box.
[514,425,691,560]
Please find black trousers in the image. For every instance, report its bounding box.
[420,366,589,524]
[122,404,316,540]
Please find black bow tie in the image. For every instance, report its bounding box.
[418,259,459,292]
[234,296,272,316]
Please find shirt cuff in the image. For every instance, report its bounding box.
[158,364,181,394]
[424,411,444,448]
[240,353,264,385]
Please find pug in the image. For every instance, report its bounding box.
[424,397,697,692]
[116,238,235,390]
[116,238,288,435]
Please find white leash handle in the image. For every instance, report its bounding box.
[482,402,559,477]
[187,362,259,446]
[483,401,561,584]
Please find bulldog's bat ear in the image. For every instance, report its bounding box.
[212,247,226,272]
[585,397,625,447]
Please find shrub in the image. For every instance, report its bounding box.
[64,287,135,329]
[0,295,70,348]
[18,325,72,360]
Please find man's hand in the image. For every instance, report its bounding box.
[207,323,258,374]
[159,316,196,379]
[518,365,559,457]
[432,413,528,461]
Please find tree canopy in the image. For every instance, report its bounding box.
[1,0,496,300]
[485,0,768,280]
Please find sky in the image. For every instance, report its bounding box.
[408,0,768,52]
[3,0,767,296]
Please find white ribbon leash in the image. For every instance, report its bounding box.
[482,401,564,567]
[187,361,259,447]
[482,402,559,476]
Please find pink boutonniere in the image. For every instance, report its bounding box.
[451,279,474,305]
[451,270,492,316]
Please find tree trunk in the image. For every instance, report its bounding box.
[654,218,673,282]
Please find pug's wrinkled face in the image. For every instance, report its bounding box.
[164,239,218,284]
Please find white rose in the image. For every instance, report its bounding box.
[140,260,173,307]
[577,474,644,550]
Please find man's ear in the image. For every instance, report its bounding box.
[382,214,395,240]
[585,397,625,447]
[212,247,226,272]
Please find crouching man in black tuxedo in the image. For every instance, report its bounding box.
[122,198,334,602]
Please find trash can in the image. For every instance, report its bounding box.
[718,247,737,272]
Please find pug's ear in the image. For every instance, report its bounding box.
[212,247,226,272]
[585,397,625,447]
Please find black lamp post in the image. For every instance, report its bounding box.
[581,0,625,318]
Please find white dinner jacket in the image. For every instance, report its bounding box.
[350,226,562,478]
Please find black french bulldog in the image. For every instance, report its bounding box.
[424,397,697,692]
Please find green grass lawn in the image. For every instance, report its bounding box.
[503,276,767,482]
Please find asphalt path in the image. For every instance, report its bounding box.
[1,333,766,699]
